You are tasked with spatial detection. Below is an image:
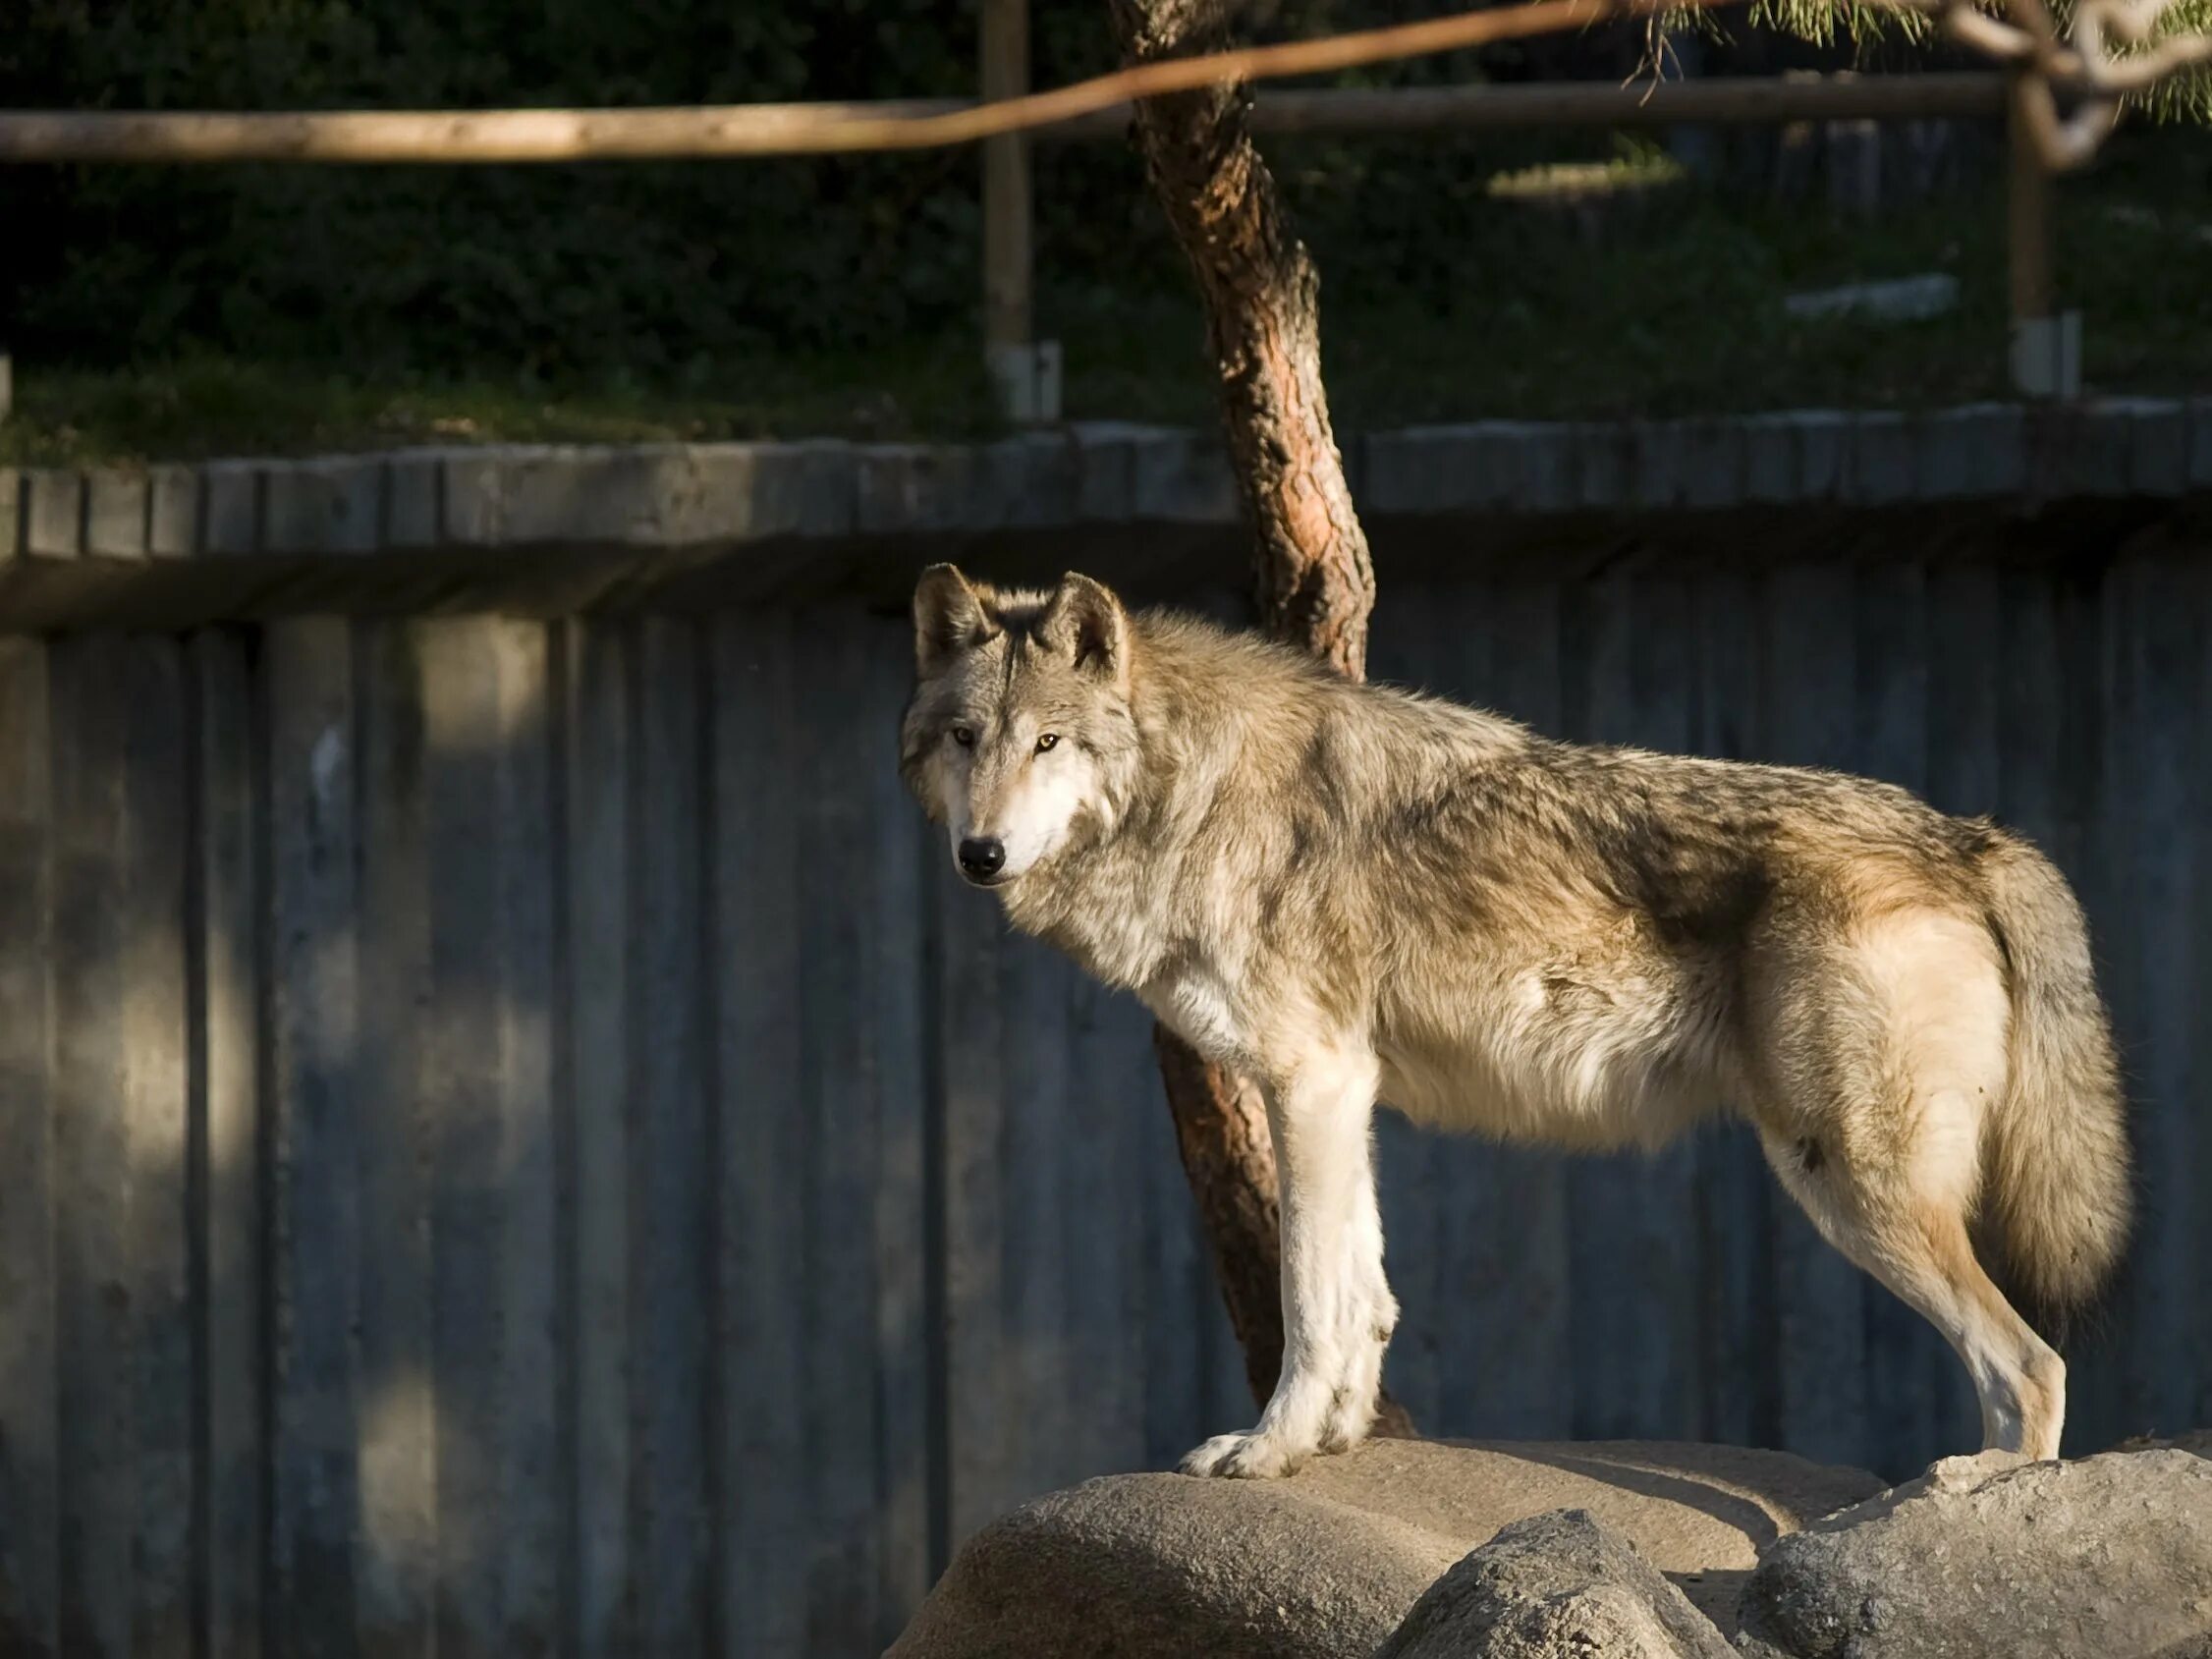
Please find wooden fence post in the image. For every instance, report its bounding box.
[2006,71,2077,399]
[981,0,1061,423]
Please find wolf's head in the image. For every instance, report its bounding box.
[900,565,1140,889]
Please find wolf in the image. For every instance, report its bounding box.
[899,563,2130,1478]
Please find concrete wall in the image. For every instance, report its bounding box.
[5,397,2209,624]
[0,409,2206,1656]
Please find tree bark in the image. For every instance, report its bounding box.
[1109,0,1376,679]
[1110,0,1410,1436]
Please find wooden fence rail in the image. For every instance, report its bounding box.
[0,75,2006,162]
[0,68,2047,418]
[0,0,1715,163]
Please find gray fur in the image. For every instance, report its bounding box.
[903,566,2131,1474]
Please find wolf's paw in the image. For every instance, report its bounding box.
[1941,1446,2034,1486]
[1179,1428,1310,1479]
[1319,1386,1378,1454]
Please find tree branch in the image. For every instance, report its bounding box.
[1884,0,2212,167]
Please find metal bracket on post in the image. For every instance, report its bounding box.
[2006,71,2078,401]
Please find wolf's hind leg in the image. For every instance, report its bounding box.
[1182,1043,1392,1479]
[1758,1099,2066,1461]
[1752,904,2064,1460]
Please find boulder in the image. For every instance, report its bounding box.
[889,1438,1882,1659]
[1376,1508,1734,1659]
[1736,1448,2212,1659]
[2111,1429,2212,1462]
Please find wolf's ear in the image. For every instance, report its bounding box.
[1037,573,1129,689]
[913,565,995,673]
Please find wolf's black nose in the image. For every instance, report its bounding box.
[958,837,1006,880]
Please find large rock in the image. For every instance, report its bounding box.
[889,1439,1881,1659]
[1736,1448,2212,1659]
[1377,1509,1734,1659]
[2112,1429,2212,1462]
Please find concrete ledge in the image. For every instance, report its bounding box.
[3,400,2206,629]
[84,470,149,560]
[146,465,198,558]
[22,470,83,559]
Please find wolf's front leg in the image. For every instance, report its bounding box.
[1182,1044,1396,1478]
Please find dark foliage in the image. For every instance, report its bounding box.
[2,0,1746,380]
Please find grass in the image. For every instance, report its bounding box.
[4,132,2206,467]
[0,345,1004,469]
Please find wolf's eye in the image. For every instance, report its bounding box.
[952,726,976,748]
[1035,733,1059,753]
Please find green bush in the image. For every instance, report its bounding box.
[1,0,1706,381]
[3,3,996,371]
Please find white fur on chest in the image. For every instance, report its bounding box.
[1006,879,1260,1068]
[1137,957,1257,1071]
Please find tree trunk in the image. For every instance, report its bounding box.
[1108,0,1375,679]
[1109,0,1410,1437]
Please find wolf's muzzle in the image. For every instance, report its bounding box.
[958,836,1007,884]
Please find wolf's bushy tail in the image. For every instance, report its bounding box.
[1979,834,2131,1333]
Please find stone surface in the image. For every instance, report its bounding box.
[1680,420,1744,511]
[781,436,858,536]
[1915,403,2026,500]
[1844,412,1914,506]
[384,451,446,550]
[1632,420,1689,510]
[1572,420,1632,511]
[200,461,261,555]
[442,447,532,545]
[2078,400,2146,497]
[1072,423,1145,523]
[1462,423,1524,514]
[2127,398,2191,495]
[0,405,2197,629]
[1366,427,1464,516]
[2109,1429,2212,1462]
[263,457,380,554]
[974,433,1079,529]
[1129,432,1239,524]
[857,443,977,535]
[1791,411,1849,500]
[1735,1448,2212,1659]
[889,1439,1880,1659]
[22,469,83,558]
[146,465,200,557]
[1742,414,1801,505]
[83,470,148,559]
[1504,421,1573,514]
[1377,1509,1733,1659]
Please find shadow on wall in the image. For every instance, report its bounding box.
[0,539,2205,1659]
[0,621,574,1656]
[0,614,863,1657]
[0,604,1246,1659]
